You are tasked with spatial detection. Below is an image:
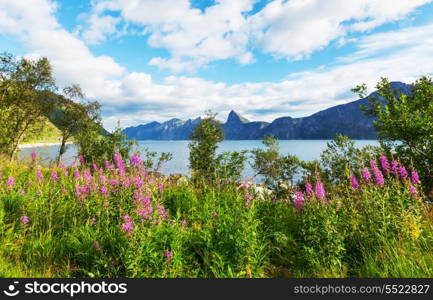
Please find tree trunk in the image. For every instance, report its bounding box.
[57,134,69,164]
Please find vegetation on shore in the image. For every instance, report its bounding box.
[1,53,433,278]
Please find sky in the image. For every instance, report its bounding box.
[1,0,433,130]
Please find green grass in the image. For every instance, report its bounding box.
[0,155,432,278]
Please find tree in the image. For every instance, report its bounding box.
[50,85,101,163]
[188,111,224,183]
[353,76,433,192]
[0,53,57,159]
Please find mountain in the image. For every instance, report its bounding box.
[123,81,411,140]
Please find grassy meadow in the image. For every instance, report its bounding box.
[0,150,432,278]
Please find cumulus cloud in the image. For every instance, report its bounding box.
[1,0,433,130]
[81,0,431,70]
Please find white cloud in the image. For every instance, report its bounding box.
[1,0,433,131]
[81,0,432,70]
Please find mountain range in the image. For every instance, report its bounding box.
[123,81,411,140]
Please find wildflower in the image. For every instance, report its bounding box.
[133,177,143,189]
[157,205,169,219]
[61,186,67,194]
[305,182,313,195]
[100,185,108,195]
[350,175,360,190]
[409,186,418,197]
[50,171,58,182]
[104,160,111,170]
[78,155,85,164]
[180,219,187,226]
[6,177,15,188]
[73,169,80,180]
[372,167,384,186]
[244,192,253,207]
[20,215,29,225]
[369,159,377,170]
[411,171,421,185]
[361,167,371,183]
[89,217,96,225]
[239,181,251,189]
[390,160,399,175]
[158,182,164,192]
[130,154,142,167]
[315,181,326,200]
[398,165,408,179]
[293,191,305,210]
[379,155,390,173]
[83,170,92,182]
[36,170,44,182]
[92,163,98,172]
[121,215,135,234]
[164,250,173,260]
[31,151,37,161]
[99,174,106,184]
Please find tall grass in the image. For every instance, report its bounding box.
[0,153,432,277]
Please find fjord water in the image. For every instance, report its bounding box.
[19,140,378,179]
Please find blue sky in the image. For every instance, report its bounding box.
[1,0,433,130]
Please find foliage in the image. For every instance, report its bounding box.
[75,124,134,166]
[353,76,433,194]
[188,112,224,183]
[250,136,300,190]
[0,53,57,159]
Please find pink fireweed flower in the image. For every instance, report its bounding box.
[20,215,29,225]
[411,171,421,185]
[157,205,169,219]
[361,167,371,183]
[121,215,135,233]
[130,154,142,167]
[100,185,108,195]
[50,171,58,182]
[164,250,173,259]
[133,177,143,189]
[73,169,80,180]
[78,155,85,164]
[398,165,408,179]
[158,182,164,192]
[305,182,313,195]
[108,179,120,186]
[390,160,399,175]
[105,160,111,170]
[372,167,384,186]
[36,170,43,182]
[379,155,390,173]
[92,163,98,172]
[369,159,377,170]
[350,175,360,190]
[409,185,418,197]
[83,171,92,182]
[315,181,326,200]
[30,151,37,161]
[238,181,251,189]
[99,174,106,184]
[6,177,15,188]
[123,179,131,188]
[293,191,305,210]
[244,192,253,207]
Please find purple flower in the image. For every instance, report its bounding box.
[305,182,313,195]
[350,175,360,190]
[83,170,92,182]
[157,205,169,219]
[133,177,143,189]
[158,182,164,192]
[293,191,305,210]
[409,186,418,197]
[398,165,408,179]
[36,170,44,182]
[20,215,29,225]
[130,154,142,167]
[361,167,371,183]
[411,171,421,185]
[78,155,85,164]
[315,181,326,200]
[369,159,377,170]
[50,171,58,182]
[73,169,80,180]
[31,151,37,161]
[372,167,385,186]
[92,163,98,172]
[391,160,399,175]
[6,177,15,188]
[239,181,251,189]
[100,185,108,195]
[379,155,390,173]
[121,215,135,233]
[164,250,173,259]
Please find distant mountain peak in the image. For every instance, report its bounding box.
[227,110,249,124]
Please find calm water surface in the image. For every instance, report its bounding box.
[19,140,379,179]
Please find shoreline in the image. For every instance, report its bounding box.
[18,142,73,149]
